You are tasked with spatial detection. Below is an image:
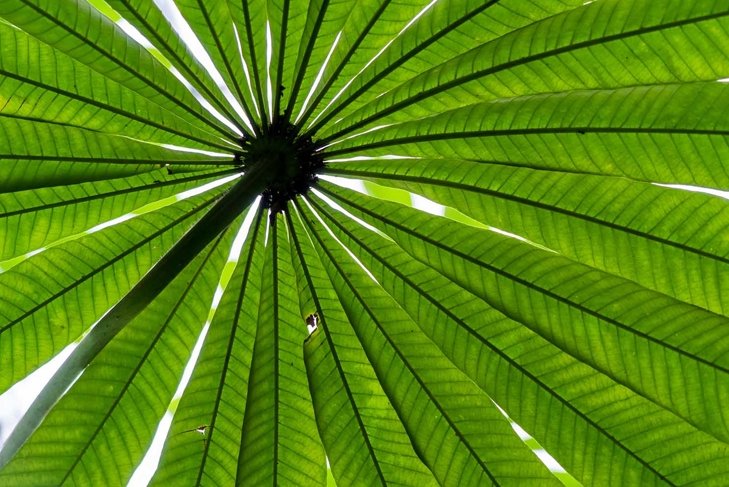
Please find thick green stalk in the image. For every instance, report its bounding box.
[0,164,271,468]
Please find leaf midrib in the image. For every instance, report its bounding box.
[325,125,729,157]
[116,0,248,136]
[0,169,236,219]
[195,210,263,486]
[0,69,235,152]
[307,0,501,135]
[0,196,217,336]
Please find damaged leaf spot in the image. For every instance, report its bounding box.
[306,313,319,334]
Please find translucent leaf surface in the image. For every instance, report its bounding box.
[1,1,728,485]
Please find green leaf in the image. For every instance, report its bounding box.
[0,168,235,261]
[105,0,251,134]
[0,167,269,468]
[237,214,325,486]
[0,116,226,192]
[0,0,238,142]
[297,199,563,486]
[151,209,267,486]
[0,189,222,399]
[0,213,238,486]
[162,0,262,129]
[307,193,729,485]
[319,183,729,448]
[288,208,437,487]
[327,82,729,188]
[3,0,729,485]
[326,158,729,315]
[319,0,729,141]
[305,0,504,131]
[0,21,231,151]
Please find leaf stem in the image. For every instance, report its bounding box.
[0,164,272,468]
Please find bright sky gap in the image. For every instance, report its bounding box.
[295,31,343,124]
[266,21,274,122]
[301,197,379,284]
[233,23,262,120]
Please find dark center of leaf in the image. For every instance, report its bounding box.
[237,117,324,213]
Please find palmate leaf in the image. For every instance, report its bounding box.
[1,1,728,486]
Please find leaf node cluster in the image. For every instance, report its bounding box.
[237,116,324,213]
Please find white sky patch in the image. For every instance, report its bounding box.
[534,449,568,473]
[0,344,76,449]
[266,21,274,122]
[307,0,440,129]
[489,227,550,248]
[0,174,240,274]
[153,0,255,134]
[211,285,226,309]
[510,422,532,441]
[175,173,240,199]
[169,66,245,136]
[718,78,729,83]
[218,136,245,150]
[319,174,367,193]
[227,197,262,263]
[23,248,44,259]
[113,133,234,158]
[311,188,389,239]
[654,182,729,200]
[410,193,445,216]
[233,23,261,119]
[117,19,154,48]
[129,200,260,486]
[87,213,137,234]
[160,143,232,158]
[264,209,272,246]
[295,31,343,124]
[129,410,174,486]
[302,197,379,283]
[491,401,575,481]
[129,319,207,486]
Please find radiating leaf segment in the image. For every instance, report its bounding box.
[1,1,728,486]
